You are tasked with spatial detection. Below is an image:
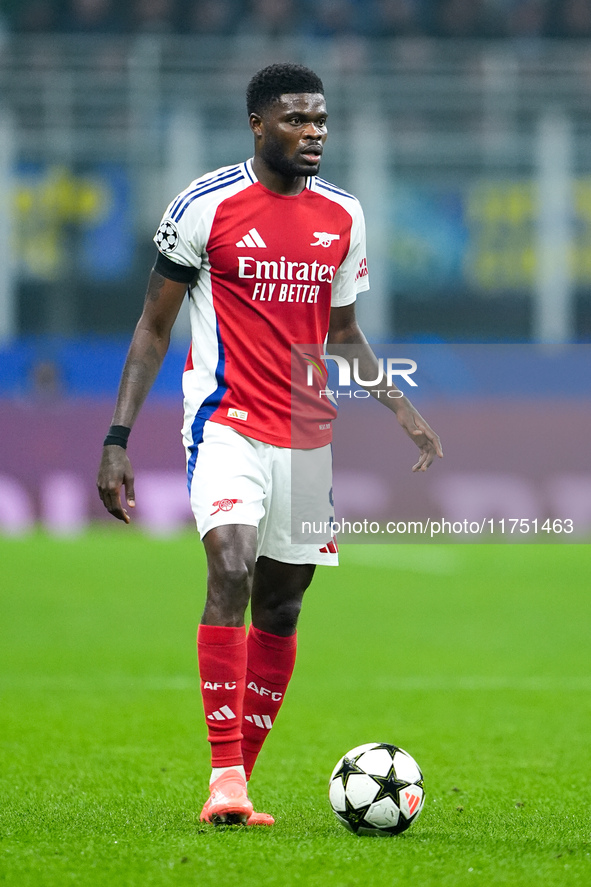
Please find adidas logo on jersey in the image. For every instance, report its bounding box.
[236,227,267,248]
[207,705,236,721]
[244,714,273,729]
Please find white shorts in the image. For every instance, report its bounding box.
[184,421,338,566]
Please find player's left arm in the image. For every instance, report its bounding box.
[327,303,443,472]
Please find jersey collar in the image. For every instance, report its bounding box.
[244,158,313,191]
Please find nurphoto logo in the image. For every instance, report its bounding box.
[303,352,418,399]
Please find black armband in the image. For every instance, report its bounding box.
[103,425,131,449]
[154,251,197,284]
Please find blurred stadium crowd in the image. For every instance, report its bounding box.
[2,0,591,41]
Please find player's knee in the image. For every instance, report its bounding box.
[210,552,253,595]
[262,596,303,636]
[221,563,252,594]
[204,558,252,625]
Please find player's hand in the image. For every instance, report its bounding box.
[97,446,136,523]
[394,400,443,472]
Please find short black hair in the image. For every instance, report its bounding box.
[246,64,324,116]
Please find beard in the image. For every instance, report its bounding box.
[260,136,321,179]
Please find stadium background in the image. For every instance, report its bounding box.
[1,1,591,534]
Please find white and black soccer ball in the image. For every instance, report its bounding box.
[329,742,424,836]
[154,219,179,252]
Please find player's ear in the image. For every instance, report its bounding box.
[249,113,263,138]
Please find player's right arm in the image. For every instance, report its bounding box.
[97,270,187,523]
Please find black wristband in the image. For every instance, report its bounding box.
[103,425,131,449]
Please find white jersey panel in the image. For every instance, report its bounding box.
[178,185,246,434]
[180,261,219,454]
[154,163,251,271]
[156,163,257,438]
[309,178,370,307]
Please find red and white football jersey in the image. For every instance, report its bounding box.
[153,159,369,477]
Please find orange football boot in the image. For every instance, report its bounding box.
[246,810,275,826]
[199,769,275,825]
[199,769,253,825]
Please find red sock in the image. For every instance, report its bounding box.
[197,624,247,768]
[241,626,297,780]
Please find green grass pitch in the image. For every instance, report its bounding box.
[1,529,590,886]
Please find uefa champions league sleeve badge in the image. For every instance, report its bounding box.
[154,219,180,253]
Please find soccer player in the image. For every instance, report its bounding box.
[97,63,442,826]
